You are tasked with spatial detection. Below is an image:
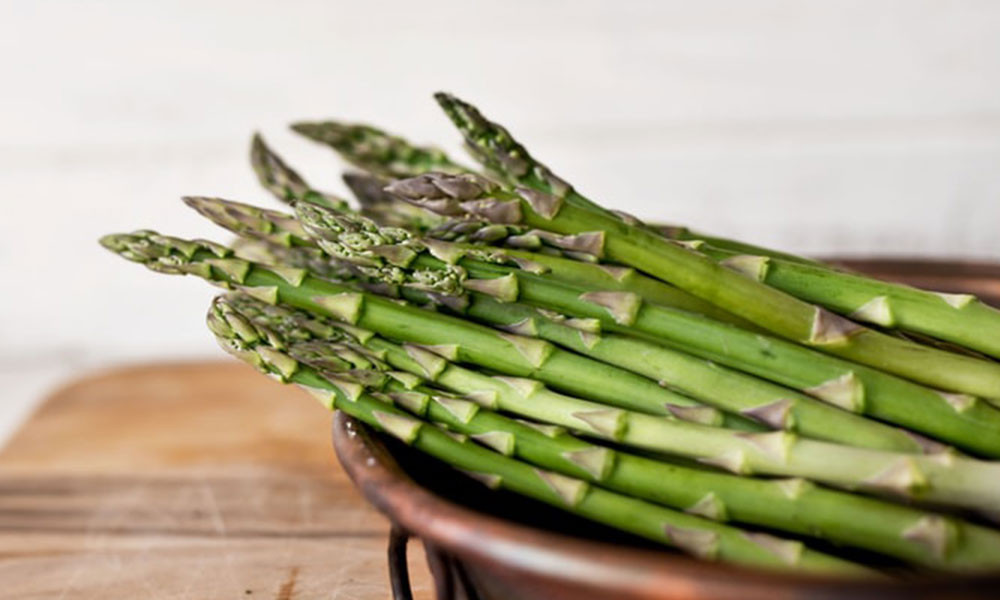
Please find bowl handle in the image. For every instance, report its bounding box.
[388,526,416,600]
[388,526,482,600]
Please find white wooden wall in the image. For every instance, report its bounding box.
[2,0,999,440]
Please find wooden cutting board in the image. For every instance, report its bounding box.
[0,361,432,599]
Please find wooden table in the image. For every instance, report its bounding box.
[0,361,432,599]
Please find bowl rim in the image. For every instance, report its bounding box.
[331,412,1000,597]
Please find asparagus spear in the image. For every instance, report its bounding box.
[428,217,602,261]
[410,214,1000,358]
[435,90,808,271]
[297,204,1000,457]
[221,292,1000,571]
[434,91,822,267]
[249,134,348,210]
[253,133,447,234]
[101,229,744,427]
[188,191,751,331]
[687,241,1000,361]
[386,171,1000,402]
[247,135,751,326]
[434,92,622,219]
[183,186,984,455]
[183,196,315,248]
[290,121,469,179]
[287,99,813,272]
[210,186,1000,456]
[417,216,1000,362]
[182,191,1000,455]
[352,98,995,357]
[206,296,868,574]
[100,231,1000,511]
[296,204,935,453]
[342,172,446,233]
[658,225,821,266]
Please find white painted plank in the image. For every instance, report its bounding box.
[2,0,999,439]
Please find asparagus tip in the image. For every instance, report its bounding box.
[98,233,121,252]
[290,120,343,143]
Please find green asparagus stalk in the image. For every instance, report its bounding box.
[213,189,1000,457]
[183,196,315,248]
[434,92,623,220]
[101,229,745,427]
[187,191,751,330]
[247,135,751,326]
[100,231,1000,511]
[297,204,1000,457]
[296,205,935,453]
[658,225,821,266]
[386,171,1000,402]
[432,92,1000,382]
[421,217,1000,362]
[188,188,1000,455]
[328,101,975,358]
[415,216,1000,362]
[221,292,1000,571]
[428,217,601,261]
[288,99,815,270]
[249,134,348,210]
[206,297,868,574]
[187,188,977,456]
[686,240,1000,361]
[255,132,448,233]
[229,237,358,283]
[290,121,469,179]
[435,91,822,267]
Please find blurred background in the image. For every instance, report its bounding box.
[2,0,999,442]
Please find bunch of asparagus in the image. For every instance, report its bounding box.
[101,93,1000,576]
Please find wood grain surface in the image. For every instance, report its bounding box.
[0,360,432,599]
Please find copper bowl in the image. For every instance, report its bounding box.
[332,258,1000,600]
